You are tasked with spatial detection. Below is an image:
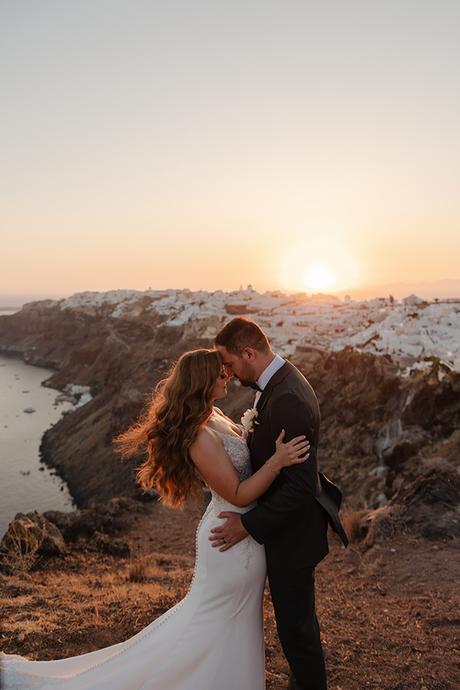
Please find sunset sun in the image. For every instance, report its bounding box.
[303,264,335,292]
[278,236,361,295]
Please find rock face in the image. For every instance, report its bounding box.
[292,348,402,506]
[0,498,140,572]
[85,531,130,557]
[1,298,459,516]
[395,468,460,539]
[364,468,460,544]
[42,496,140,541]
[292,347,460,508]
[0,301,213,505]
[0,511,67,572]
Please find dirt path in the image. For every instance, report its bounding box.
[1,500,459,689]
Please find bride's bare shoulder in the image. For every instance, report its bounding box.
[190,426,221,454]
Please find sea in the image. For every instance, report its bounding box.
[0,315,76,536]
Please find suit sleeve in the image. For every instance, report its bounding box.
[241,392,318,544]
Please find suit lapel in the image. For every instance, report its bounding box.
[255,361,291,416]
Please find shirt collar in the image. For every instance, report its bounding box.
[256,353,286,391]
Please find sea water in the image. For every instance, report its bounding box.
[0,352,76,536]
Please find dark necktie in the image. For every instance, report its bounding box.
[247,381,262,392]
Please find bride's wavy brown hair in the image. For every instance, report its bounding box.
[113,349,222,509]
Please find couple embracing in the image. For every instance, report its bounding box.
[1,317,348,690]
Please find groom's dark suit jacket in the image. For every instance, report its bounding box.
[241,360,348,571]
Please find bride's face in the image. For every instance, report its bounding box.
[211,368,229,400]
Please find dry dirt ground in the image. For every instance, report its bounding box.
[1,500,459,690]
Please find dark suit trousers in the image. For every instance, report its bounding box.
[268,566,327,690]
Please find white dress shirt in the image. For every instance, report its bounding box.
[254,353,286,407]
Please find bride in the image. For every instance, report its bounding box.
[1,348,309,690]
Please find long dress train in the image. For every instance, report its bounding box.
[1,431,267,690]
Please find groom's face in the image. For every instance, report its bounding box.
[215,345,257,387]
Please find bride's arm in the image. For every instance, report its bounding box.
[189,428,309,508]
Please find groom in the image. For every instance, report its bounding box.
[211,317,348,690]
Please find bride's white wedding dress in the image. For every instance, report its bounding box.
[1,431,267,690]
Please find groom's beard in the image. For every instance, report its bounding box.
[232,361,258,389]
[239,378,257,388]
[235,369,258,389]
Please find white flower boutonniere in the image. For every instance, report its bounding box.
[241,407,259,433]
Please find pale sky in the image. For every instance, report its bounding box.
[1,1,459,298]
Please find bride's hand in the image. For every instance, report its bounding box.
[270,429,310,471]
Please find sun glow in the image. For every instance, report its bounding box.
[278,235,361,294]
[303,264,335,292]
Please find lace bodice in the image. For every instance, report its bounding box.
[209,431,253,512]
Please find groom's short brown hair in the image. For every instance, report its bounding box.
[214,317,270,355]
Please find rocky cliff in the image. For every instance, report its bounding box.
[1,296,459,512]
[2,292,459,690]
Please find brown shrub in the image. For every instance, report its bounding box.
[340,507,370,543]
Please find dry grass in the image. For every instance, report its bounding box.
[341,507,370,543]
[127,555,149,582]
[0,551,187,659]
[2,520,42,571]
[4,499,459,688]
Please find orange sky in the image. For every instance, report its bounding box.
[2,3,459,298]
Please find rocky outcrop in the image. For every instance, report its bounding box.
[0,498,141,572]
[291,347,402,506]
[0,511,67,572]
[42,497,142,541]
[84,531,130,557]
[363,468,460,544]
[292,347,460,508]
